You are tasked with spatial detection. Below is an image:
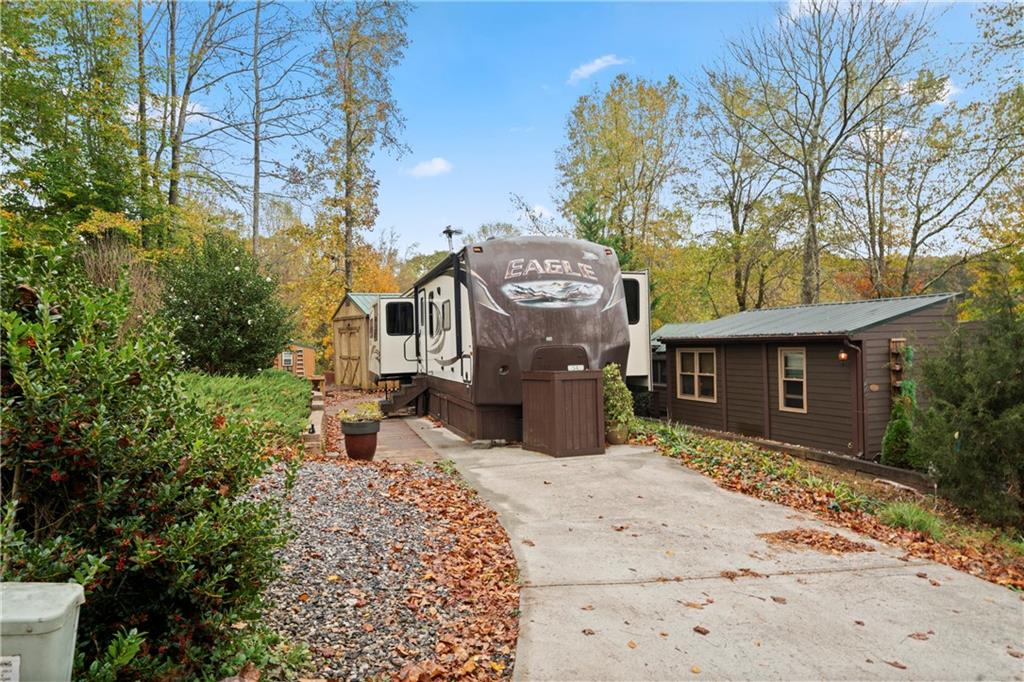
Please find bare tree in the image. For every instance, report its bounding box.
[238,0,322,259]
[710,0,933,303]
[694,75,792,310]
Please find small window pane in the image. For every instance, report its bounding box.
[783,380,804,409]
[699,352,715,374]
[386,301,414,336]
[680,374,695,396]
[282,351,293,367]
[442,300,452,331]
[783,352,804,379]
[698,375,715,398]
[680,352,695,373]
[623,277,640,325]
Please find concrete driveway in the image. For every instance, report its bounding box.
[408,420,1024,681]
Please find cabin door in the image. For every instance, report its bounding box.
[622,271,651,389]
[378,298,417,377]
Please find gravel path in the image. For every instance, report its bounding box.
[252,461,460,680]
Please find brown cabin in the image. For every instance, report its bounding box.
[273,343,316,378]
[656,293,959,460]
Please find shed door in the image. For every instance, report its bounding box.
[336,318,363,388]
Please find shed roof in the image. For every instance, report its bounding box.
[658,293,958,343]
[333,292,401,319]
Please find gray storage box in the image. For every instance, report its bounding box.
[0,583,84,682]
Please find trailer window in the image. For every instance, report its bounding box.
[428,293,436,336]
[676,348,716,402]
[442,300,452,331]
[386,301,414,336]
[624,277,640,324]
[778,348,807,413]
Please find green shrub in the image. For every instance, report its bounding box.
[0,237,289,679]
[881,395,915,468]
[183,369,309,445]
[879,502,945,540]
[909,283,1024,528]
[161,231,293,374]
[603,362,634,427]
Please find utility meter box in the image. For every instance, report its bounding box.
[0,582,85,682]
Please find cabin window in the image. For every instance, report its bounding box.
[386,301,414,336]
[442,300,452,331]
[652,357,667,385]
[282,351,293,368]
[778,348,807,413]
[623,277,640,324]
[676,348,716,402]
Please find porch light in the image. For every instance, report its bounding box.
[838,350,849,362]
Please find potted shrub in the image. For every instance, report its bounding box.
[340,401,383,460]
[603,363,633,445]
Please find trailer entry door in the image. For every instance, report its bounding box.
[379,298,417,377]
[622,271,651,389]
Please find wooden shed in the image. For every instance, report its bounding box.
[331,292,399,389]
[273,343,316,378]
[657,293,958,459]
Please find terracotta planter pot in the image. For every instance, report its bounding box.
[342,420,380,461]
[606,422,629,445]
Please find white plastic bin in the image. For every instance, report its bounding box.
[0,583,84,682]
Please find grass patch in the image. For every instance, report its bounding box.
[879,501,945,540]
[182,369,310,445]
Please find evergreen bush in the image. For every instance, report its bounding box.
[161,231,293,374]
[909,283,1024,528]
[0,236,289,678]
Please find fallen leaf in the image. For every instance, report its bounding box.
[659,631,669,638]
[522,539,536,547]
[581,604,595,611]
[1007,648,1023,659]
[909,632,929,641]
[627,640,638,649]
[582,628,596,636]
[691,665,701,674]
[613,524,630,532]
[543,480,552,485]
[929,579,941,587]
[361,623,374,633]
[326,575,340,582]
[238,662,261,682]
[885,660,907,670]
[489,661,506,672]
[682,601,704,609]
[854,620,865,626]
[693,625,710,635]
[916,572,929,579]
[297,593,309,602]
[771,595,787,604]
[230,621,248,630]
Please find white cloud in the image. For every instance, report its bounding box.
[567,54,629,85]
[407,157,453,178]
[940,80,961,106]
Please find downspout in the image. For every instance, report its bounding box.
[843,338,865,459]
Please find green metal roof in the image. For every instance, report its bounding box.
[342,292,401,316]
[656,293,958,344]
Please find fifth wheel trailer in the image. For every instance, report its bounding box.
[371,237,651,442]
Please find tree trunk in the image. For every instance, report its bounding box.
[136,0,149,197]
[251,0,262,259]
[800,213,819,304]
[167,0,179,209]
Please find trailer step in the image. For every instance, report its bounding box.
[380,376,428,416]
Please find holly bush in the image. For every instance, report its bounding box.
[161,231,293,374]
[0,235,290,678]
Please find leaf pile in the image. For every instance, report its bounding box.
[634,422,1024,588]
[759,528,876,554]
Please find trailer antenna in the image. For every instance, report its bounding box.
[442,225,463,252]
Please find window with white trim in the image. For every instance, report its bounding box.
[676,348,716,402]
[778,347,807,413]
[282,351,293,367]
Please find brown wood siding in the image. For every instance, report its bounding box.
[666,344,725,430]
[766,342,855,455]
[725,345,764,437]
[852,301,957,457]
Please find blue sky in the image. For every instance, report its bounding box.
[242,1,979,255]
